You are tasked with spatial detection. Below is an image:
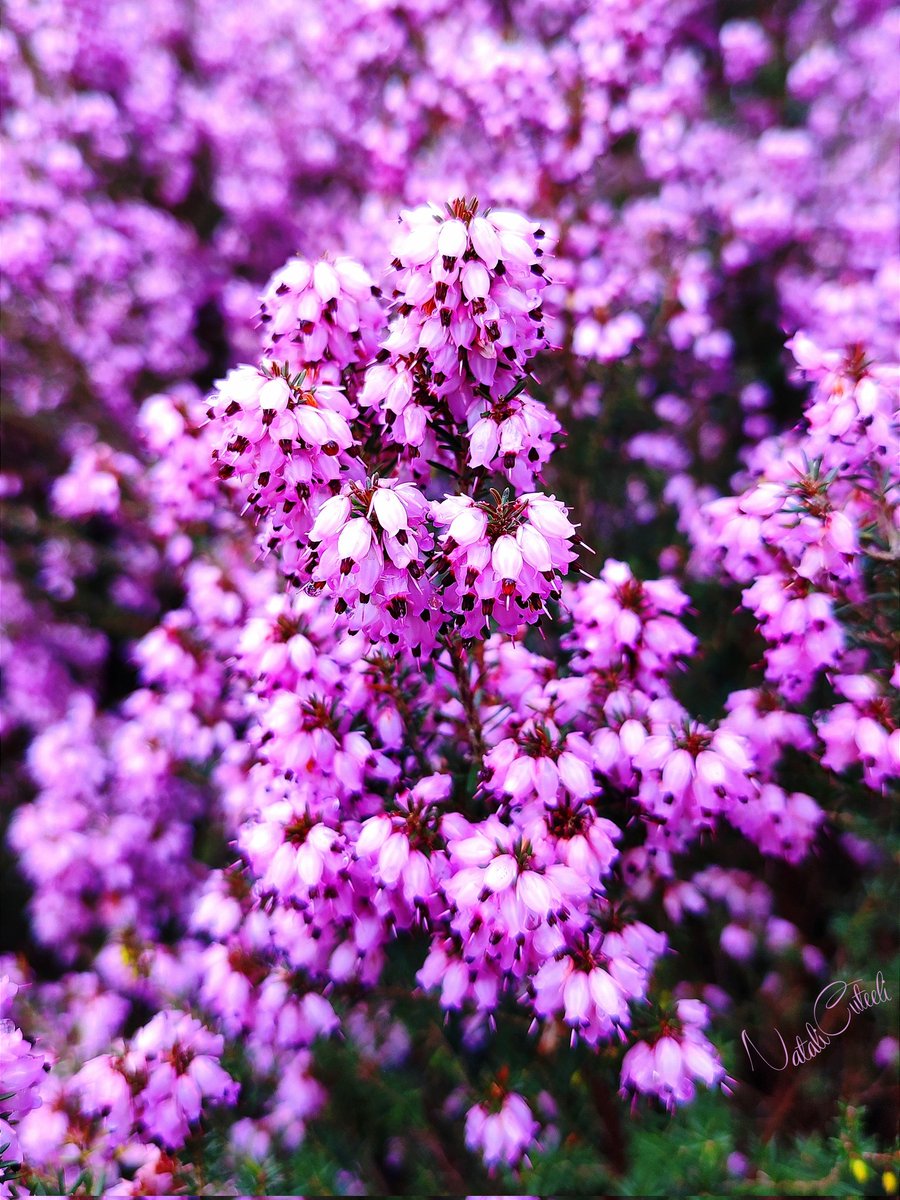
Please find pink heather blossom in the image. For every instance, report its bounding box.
[208,360,358,554]
[817,676,900,792]
[484,724,595,806]
[258,254,385,387]
[124,1010,238,1148]
[433,490,578,636]
[531,938,642,1045]
[443,816,590,933]
[304,477,437,648]
[363,198,552,480]
[565,560,696,694]
[633,721,756,830]
[0,978,45,1171]
[465,1091,539,1170]
[620,999,726,1109]
[719,21,771,85]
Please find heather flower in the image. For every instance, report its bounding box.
[126,1010,238,1149]
[721,688,815,779]
[388,200,548,381]
[70,1053,135,1148]
[719,21,771,85]
[443,814,592,952]
[817,676,900,792]
[417,938,498,1013]
[633,720,755,828]
[51,442,133,520]
[304,477,437,648]
[239,800,349,908]
[0,978,45,1170]
[433,489,578,636]
[590,690,664,790]
[742,574,844,702]
[262,1051,326,1149]
[354,775,450,905]
[565,560,696,694]
[466,385,562,490]
[620,999,726,1108]
[531,935,643,1045]
[465,1090,538,1171]
[207,359,358,552]
[258,255,386,387]
[484,724,595,806]
[363,198,552,475]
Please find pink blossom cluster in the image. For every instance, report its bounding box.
[0,979,45,1196]
[72,1010,237,1151]
[207,361,356,555]
[258,256,386,388]
[689,337,898,777]
[362,200,557,487]
[620,998,725,1110]
[465,1090,539,1171]
[201,202,582,655]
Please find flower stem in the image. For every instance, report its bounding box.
[445,635,486,763]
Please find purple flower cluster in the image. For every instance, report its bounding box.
[72,1010,237,1151]
[364,200,556,486]
[0,979,45,1196]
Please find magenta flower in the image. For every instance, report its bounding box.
[620,1000,726,1109]
[258,255,385,388]
[465,1090,539,1171]
[0,978,45,1171]
[125,1010,238,1149]
[434,490,578,636]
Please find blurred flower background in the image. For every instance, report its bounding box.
[0,0,898,1194]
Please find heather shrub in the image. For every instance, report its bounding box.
[1,0,897,1195]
